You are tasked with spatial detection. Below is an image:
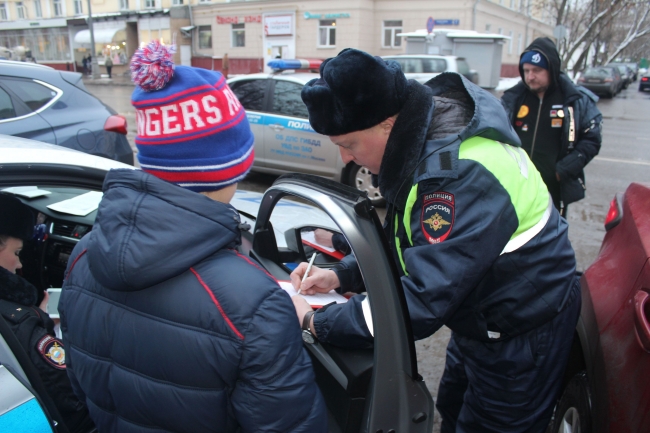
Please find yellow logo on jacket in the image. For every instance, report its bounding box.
[517,105,529,118]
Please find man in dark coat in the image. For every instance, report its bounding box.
[289,48,580,433]
[59,41,326,433]
[501,37,602,216]
[0,193,95,433]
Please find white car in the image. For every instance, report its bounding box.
[227,68,384,205]
[0,135,434,433]
[382,54,479,85]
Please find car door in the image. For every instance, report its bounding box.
[264,78,340,178]
[228,78,271,168]
[250,173,434,433]
[0,78,56,143]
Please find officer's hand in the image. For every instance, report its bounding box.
[314,228,334,247]
[556,172,561,181]
[290,263,340,295]
[39,291,49,312]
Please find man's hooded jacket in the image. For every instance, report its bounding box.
[312,73,578,347]
[59,169,327,433]
[501,37,602,207]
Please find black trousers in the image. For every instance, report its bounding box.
[436,281,581,433]
[106,66,112,78]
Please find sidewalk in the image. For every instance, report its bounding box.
[82,72,134,87]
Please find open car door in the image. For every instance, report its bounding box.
[249,173,434,433]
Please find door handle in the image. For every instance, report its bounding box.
[269,124,284,131]
[633,290,650,352]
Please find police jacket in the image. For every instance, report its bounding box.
[59,169,327,433]
[501,37,602,206]
[0,267,94,433]
[313,73,578,347]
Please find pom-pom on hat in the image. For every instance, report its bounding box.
[520,50,549,70]
[0,193,35,242]
[131,41,254,192]
[301,48,409,136]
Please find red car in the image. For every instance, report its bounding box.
[549,182,650,433]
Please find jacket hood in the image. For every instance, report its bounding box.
[519,37,562,91]
[86,169,243,292]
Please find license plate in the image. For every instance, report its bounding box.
[587,79,601,83]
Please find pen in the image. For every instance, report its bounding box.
[299,252,317,295]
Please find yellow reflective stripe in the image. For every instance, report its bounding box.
[458,136,549,241]
[501,196,552,255]
[403,183,419,246]
[394,213,409,276]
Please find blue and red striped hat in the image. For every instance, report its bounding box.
[130,41,254,192]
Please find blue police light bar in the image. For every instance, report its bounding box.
[268,59,322,70]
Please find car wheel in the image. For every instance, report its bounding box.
[344,163,385,207]
[550,371,592,433]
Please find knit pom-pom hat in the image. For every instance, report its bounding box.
[130,41,254,192]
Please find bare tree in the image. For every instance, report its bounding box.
[604,1,650,63]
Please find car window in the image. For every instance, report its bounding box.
[584,68,612,78]
[422,58,447,73]
[229,79,267,111]
[271,80,309,119]
[0,77,57,112]
[456,59,470,75]
[0,87,16,120]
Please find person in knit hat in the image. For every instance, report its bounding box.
[289,48,580,433]
[59,41,327,433]
[0,193,95,433]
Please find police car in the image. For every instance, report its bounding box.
[0,135,434,433]
[227,60,384,205]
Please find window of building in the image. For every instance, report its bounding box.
[508,30,513,54]
[172,0,183,4]
[0,88,16,120]
[382,20,402,48]
[52,0,62,16]
[319,20,336,47]
[145,0,155,9]
[510,0,516,8]
[198,25,212,49]
[272,80,309,118]
[232,23,244,47]
[34,0,42,17]
[485,23,491,32]
[518,33,522,54]
[498,27,503,35]
[73,0,82,15]
[199,0,210,3]
[119,0,128,10]
[229,79,267,111]
[16,2,26,19]
[0,3,8,20]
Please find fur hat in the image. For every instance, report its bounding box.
[131,41,254,192]
[0,193,34,241]
[520,50,549,70]
[301,48,409,136]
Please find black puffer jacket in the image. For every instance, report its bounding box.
[60,169,327,433]
[0,267,94,433]
[501,37,602,206]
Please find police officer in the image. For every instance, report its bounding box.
[0,193,94,433]
[289,48,581,433]
[501,37,602,216]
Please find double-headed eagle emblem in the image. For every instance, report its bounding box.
[423,212,451,231]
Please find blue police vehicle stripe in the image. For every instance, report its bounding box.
[246,113,318,134]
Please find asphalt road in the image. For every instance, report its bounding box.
[87,80,650,432]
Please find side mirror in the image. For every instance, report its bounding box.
[285,225,347,266]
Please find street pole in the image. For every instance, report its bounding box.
[87,0,99,79]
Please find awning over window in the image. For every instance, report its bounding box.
[74,25,125,45]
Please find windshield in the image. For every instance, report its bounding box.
[584,68,613,78]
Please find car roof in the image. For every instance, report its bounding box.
[382,54,460,60]
[228,71,319,85]
[0,135,133,171]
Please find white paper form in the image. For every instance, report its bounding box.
[2,186,52,198]
[278,281,348,308]
[47,191,103,216]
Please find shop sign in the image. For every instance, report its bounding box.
[264,15,292,36]
[29,22,40,26]
[303,12,351,20]
[216,15,262,24]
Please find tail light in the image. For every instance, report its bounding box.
[604,193,623,231]
[578,77,586,82]
[104,115,127,135]
[604,78,613,82]
[642,77,649,82]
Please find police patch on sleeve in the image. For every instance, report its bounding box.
[421,192,455,244]
[37,335,66,370]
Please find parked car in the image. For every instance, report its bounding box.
[548,182,650,433]
[0,134,434,432]
[227,62,384,205]
[381,54,479,85]
[0,60,133,165]
[609,61,639,81]
[639,73,650,92]
[611,64,634,89]
[578,66,623,98]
